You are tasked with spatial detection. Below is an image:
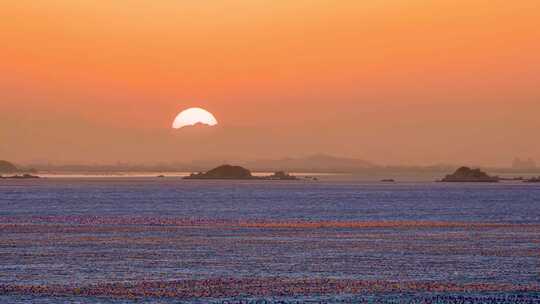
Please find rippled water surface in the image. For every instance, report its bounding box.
[1,178,539,303]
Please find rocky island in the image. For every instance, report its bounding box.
[184,165,298,180]
[440,167,499,182]
[185,165,253,180]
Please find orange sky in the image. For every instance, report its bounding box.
[1,0,539,166]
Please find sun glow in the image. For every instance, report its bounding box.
[172,107,218,129]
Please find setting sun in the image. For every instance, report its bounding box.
[172,107,218,129]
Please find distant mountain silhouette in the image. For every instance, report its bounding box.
[0,160,18,173]
[246,154,375,172]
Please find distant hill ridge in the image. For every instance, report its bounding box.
[246,154,375,172]
[0,160,18,173]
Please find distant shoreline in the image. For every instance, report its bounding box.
[29,171,345,178]
[6,171,540,183]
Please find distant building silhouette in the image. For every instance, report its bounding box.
[512,158,537,170]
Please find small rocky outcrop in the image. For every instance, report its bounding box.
[266,171,298,180]
[524,177,540,183]
[440,167,499,182]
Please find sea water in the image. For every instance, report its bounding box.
[1,178,539,303]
